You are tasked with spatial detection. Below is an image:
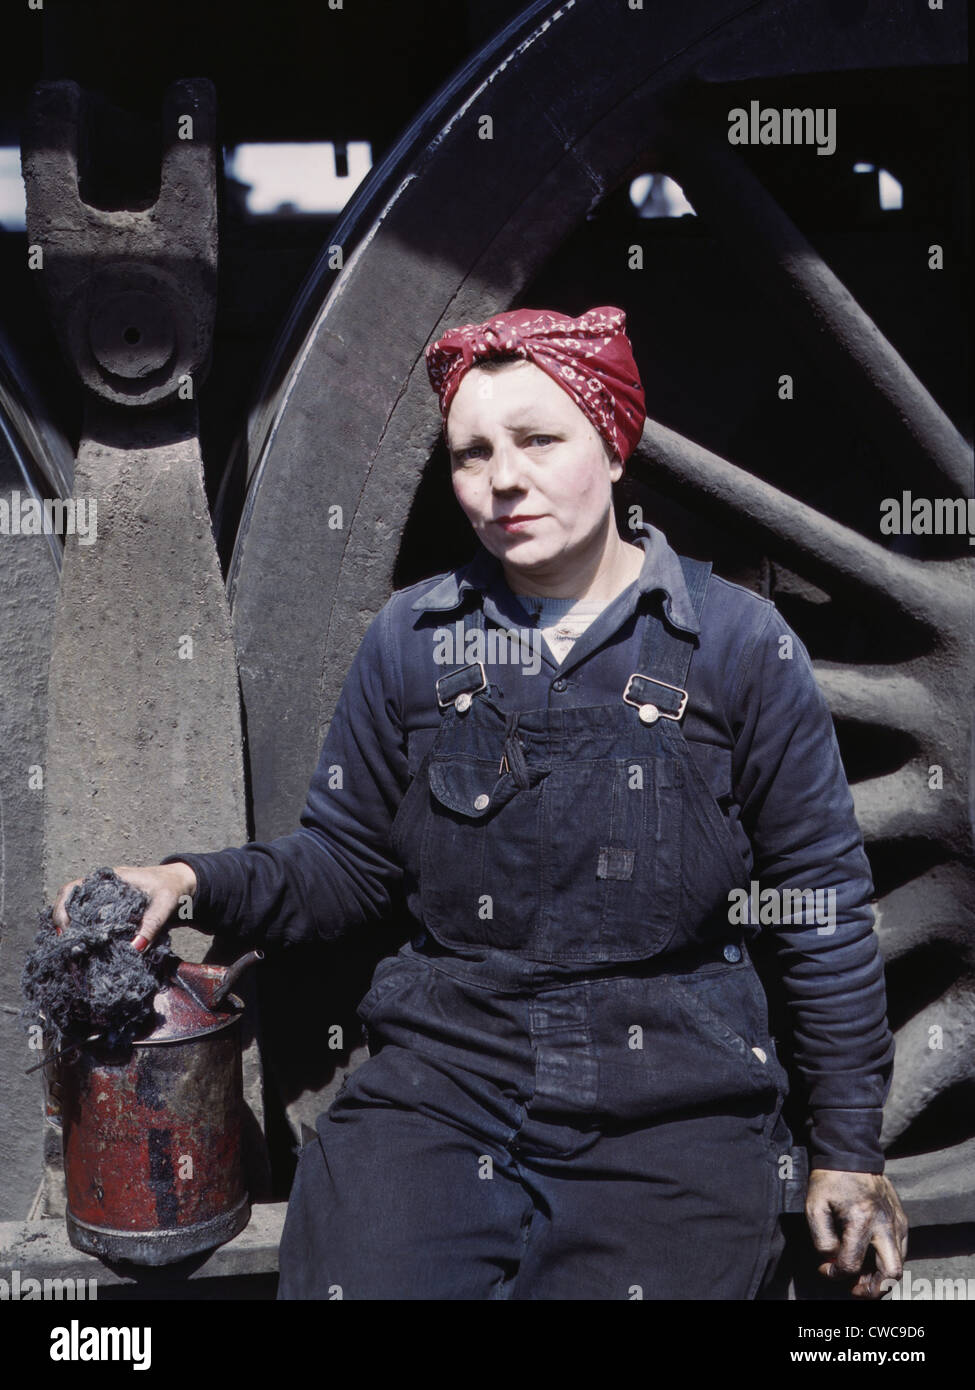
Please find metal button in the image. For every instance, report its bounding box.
[473,794,490,810]
[455,692,472,712]
[751,1047,767,1064]
[723,944,742,963]
[552,678,567,692]
[638,703,660,724]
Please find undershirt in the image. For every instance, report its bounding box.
[514,595,611,665]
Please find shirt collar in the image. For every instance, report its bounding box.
[410,522,701,635]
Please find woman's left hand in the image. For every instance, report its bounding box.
[806,1168,909,1298]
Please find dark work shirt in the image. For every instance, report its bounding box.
[164,522,894,1173]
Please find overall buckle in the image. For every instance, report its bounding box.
[622,673,688,724]
[436,661,487,712]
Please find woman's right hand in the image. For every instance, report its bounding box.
[52,863,199,950]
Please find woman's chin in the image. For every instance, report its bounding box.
[499,541,554,572]
[482,529,545,560]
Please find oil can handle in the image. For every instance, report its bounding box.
[210,949,265,1008]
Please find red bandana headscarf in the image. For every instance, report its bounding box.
[424,306,646,465]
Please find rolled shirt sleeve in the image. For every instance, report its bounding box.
[730,602,895,1173]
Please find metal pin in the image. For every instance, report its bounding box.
[25,1031,103,1074]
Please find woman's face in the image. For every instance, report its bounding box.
[445,359,622,584]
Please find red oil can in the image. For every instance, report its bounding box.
[58,950,262,1266]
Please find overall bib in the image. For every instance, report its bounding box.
[278,559,807,1300]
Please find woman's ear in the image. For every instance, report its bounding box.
[601,436,622,472]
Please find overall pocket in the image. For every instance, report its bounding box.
[668,961,790,1097]
[356,952,416,1026]
[535,753,683,963]
[593,964,788,1120]
[419,752,550,950]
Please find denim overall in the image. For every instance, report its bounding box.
[277,558,807,1300]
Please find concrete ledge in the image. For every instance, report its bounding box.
[4,1173,971,1300]
[0,1202,285,1288]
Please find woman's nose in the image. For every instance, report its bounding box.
[489,442,526,491]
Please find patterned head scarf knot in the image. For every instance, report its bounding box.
[424,306,647,465]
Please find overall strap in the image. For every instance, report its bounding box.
[622,556,711,723]
[434,556,712,719]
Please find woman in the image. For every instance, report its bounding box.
[54,306,906,1300]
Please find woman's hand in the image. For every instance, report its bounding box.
[52,863,199,949]
[806,1168,909,1298]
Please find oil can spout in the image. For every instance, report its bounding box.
[210,949,265,1008]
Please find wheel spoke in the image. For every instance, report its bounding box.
[636,416,970,630]
[670,132,973,496]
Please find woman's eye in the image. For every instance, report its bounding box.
[454,447,486,463]
[528,435,556,447]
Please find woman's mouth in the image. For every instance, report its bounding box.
[495,514,544,533]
